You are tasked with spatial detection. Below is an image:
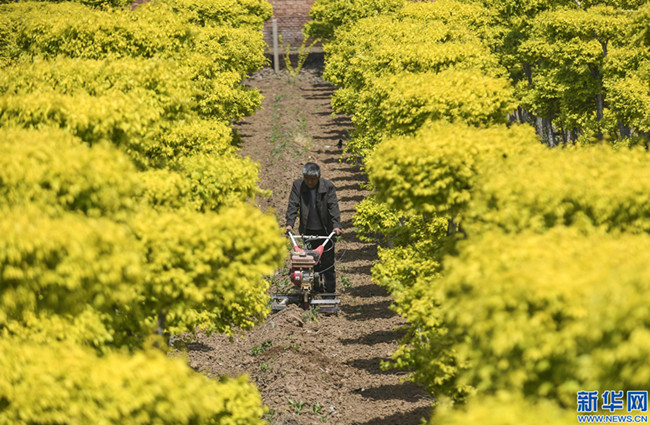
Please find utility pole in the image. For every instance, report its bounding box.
[272,19,279,73]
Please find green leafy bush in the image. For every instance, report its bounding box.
[0,2,267,74]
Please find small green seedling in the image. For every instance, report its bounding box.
[286,396,306,414]
[250,340,272,356]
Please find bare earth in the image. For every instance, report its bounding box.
[182,59,433,425]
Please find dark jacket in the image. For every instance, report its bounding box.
[285,178,341,234]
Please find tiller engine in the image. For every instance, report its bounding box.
[271,231,340,313]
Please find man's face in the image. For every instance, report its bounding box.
[304,175,319,189]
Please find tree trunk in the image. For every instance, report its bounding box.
[545,118,556,147]
[560,125,567,144]
[523,62,534,86]
[618,121,631,138]
[538,117,556,147]
[591,38,607,141]
[156,310,166,336]
[536,116,544,139]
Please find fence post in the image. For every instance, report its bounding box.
[272,19,279,73]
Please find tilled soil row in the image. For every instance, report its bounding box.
[183,65,432,425]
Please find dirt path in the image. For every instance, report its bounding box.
[183,61,432,425]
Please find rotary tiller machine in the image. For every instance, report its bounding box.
[271,230,340,313]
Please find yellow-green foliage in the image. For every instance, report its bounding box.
[517,6,633,133]
[0,127,141,217]
[468,0,649,143]
[397,1,499,46]
[132,206,285,336]
[158,0,272,29]
[1,0,133,8]
[352,195,404,242]
[0,207,141,344]
[411,229,650,406]
[0,128,284,344]
[0,58,260,167]
[371,216,447,311]
[172,154,263,212]
[0,90,163,163]
[606,55,650,134]
[0,2,267,73]
[0,338,266,425]
[353,196,450,318]
[0,2,189,61]
[19,0,273,26]
[153,119,236,162]
[467,144,650,235]
[305,0,405,40]
[324,15,499,115]
[431,393,575,425]
[387,271,472,402]
[366,122,541,217]
[140,150,263,212]
[606,69,650,133]
[1,0,281,422]
[346,69,516,156]
[364,69,515,131]
[637,2,650,46]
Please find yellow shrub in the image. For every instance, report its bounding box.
[324,15,499,115]
[0,338,266,425]
[172,153,263,212]
[305,0,405,40]
[0,127,141,217]
[367,122,541,217]
[0,59,261,167]
[0,207,142,346]
[131,205,285,335]
[431,393,574,425]
[346,68,516,156]
[467,144,650,235]
[159,0,272,29]
[409,229,650,406]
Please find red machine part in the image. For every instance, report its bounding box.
[290,269,303,286]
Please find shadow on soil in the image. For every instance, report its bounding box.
[330,182,363,191]
[340,328,407,346]
[345,283,389,298]
[356,405,433,425]
[185,342,213,352]
[339,194,367,203]
[339,261,373,275]
[342,300,397,321]
[343,243,378,261]
[347,357,395,376]
[358,382,431,402]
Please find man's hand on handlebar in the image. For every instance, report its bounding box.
[286,226,342,236]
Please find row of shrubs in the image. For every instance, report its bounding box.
[0,0,284,423]
[306,0,650,422]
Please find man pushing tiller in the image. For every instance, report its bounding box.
[285,162,342,294]
[270,162,342,313]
